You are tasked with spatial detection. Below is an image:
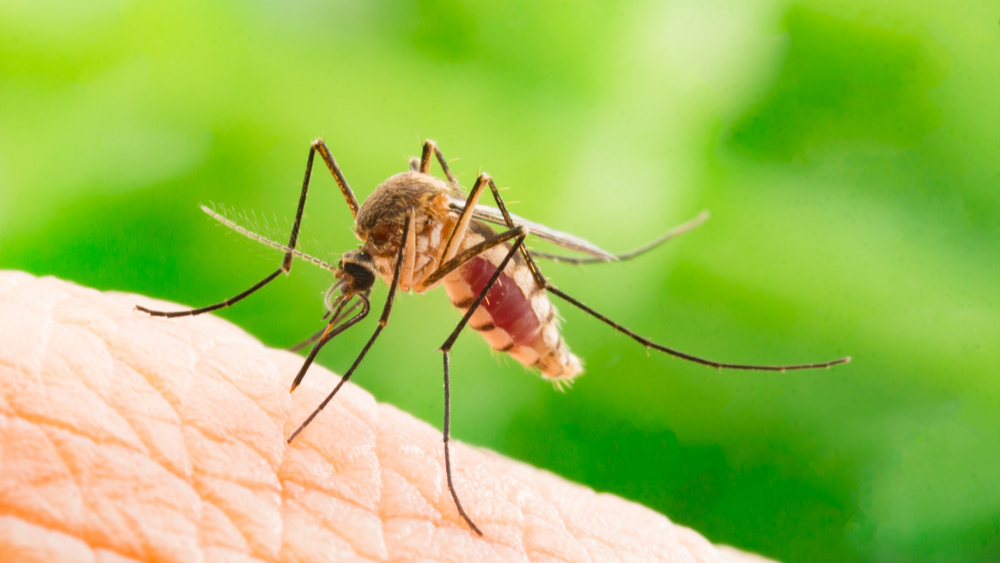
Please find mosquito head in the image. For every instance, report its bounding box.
[335,249,377,295]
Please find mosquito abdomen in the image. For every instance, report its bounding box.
[442,237,582,384]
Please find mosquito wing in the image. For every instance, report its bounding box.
[448,196,616,261]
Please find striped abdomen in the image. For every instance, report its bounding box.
[442,222,582,384]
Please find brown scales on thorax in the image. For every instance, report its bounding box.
[354,171,582,385]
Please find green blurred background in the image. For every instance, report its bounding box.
[1,0,997,560]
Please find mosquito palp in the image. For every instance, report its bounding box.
[137,138,850,536]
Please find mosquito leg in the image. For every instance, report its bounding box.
[311,138,360,219]
[466,172,849,369]
[421,225,526,288]
[287,210,414,439]
[439,171,490,264]
[419,139,460,189]
[469,173,550,289]
[288,293,355,353]
[531,210,711,264]
[437,234,527,536]
[288,298,365,353]
[288,325,328,353]
[135,268,284,318]
[400,207,418,292]
[546,284,851,371]
[288,294,370,393]
[137,139,357,317]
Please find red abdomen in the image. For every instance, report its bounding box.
[442,252,582,383]
[462,256,541,346]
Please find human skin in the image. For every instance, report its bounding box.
[0,271,776,563]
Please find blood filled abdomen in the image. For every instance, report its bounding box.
[442,251,582,383]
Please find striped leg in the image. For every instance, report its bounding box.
[136,138,359,318]
[437,234,527,536]
[287,209,414,440]
[466,173,852,371]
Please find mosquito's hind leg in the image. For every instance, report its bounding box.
[546,284,850,370]
[136,139,359,318]
[465,172,850,371]
[436,234,528,536]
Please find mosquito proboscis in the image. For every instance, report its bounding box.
[137,138,850,535]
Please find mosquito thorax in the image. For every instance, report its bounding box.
[353,170,458,290]
[337,250,377,293]
[355,173,452,248]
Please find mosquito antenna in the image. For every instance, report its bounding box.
[201,204,338,272]
[547,285,850,371]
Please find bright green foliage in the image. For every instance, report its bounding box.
[1,1,996,561]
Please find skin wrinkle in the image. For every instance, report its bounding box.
[15,420,87,541]
[0,515,96,563]
[105,355,193,482]
[104,327,206,560]
[0,272,778,563]
[13,310,119,549]
[183,425,278,557]
[50,331,155,471]
[40,426,165,562]
[122,302,291,561]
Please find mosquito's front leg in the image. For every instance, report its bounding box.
[136,139,360,318]
[287,208,415,438]
[287,296,365,353]
[311,138,361,219]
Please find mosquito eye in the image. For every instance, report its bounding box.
[343,261,376,291]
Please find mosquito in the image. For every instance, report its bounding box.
[136,138,850,535]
